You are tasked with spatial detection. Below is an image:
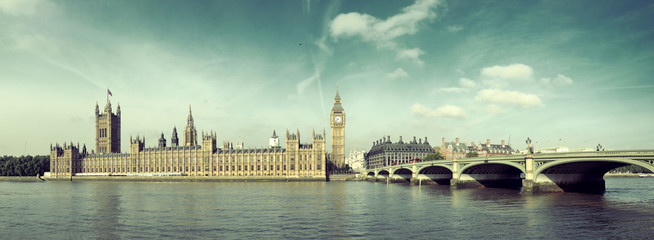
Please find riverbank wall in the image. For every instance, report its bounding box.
[2,176,326,182]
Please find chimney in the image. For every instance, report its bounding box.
[419,138,422,144]
[413,136,417,144]
[442,137,445,146]
[383,136,386,143]
[486,139,491,146]
[399,136,403,143]
[456,137,460,146]
[387,135,391,143]
[501,140,505,147]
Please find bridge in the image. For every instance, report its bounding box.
[366,150,654,193]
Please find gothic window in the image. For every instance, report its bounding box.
[257,165,261,171]
[277,165,280,171]
[238,166,241,171]
[291,164,295,170]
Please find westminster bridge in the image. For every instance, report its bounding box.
[366,150,654,193]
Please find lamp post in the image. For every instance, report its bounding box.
[526,137,533,154]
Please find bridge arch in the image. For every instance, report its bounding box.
[532,158,654,193]
[459,161,526,174]
[456,162,525,190]
[377,170,390,178]
[417,165,453,185]
[534,158,654,177]
[392,168,413,182]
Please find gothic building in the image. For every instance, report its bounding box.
[50,100,327,179]
[330,88,345,168]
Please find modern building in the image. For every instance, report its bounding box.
[49,99,328,179]
[330,88,346,168]
[365,136,434,169]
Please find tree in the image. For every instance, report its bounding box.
[423,153,444,161]
[466,152,479,158]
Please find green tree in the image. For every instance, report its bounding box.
[466,152,479,158]
[423,153,444,161]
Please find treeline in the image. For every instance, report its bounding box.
[0,155,50,176]
[609,165,652,174]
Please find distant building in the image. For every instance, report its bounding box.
[537,146,569,153]
[345,148,366,172]
[440,138,514,159]
[49,99,327,179]
[365,136,434,169]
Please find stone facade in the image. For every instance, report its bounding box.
[439,138,514,159]
[50,101,327,179]
[365,136,434,169]
[330,88,346,168]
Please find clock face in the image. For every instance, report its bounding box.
[334,116,342,123]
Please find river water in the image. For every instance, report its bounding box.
[1,178,653,239]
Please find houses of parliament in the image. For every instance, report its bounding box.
[49,89,346,179]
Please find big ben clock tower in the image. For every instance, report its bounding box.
[330,87,345,169]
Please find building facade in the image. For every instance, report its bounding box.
[50,100,327,179]
[345,148,366,173]
[330,88,346,168]
[439,138,514,159]
[365,136,434,169]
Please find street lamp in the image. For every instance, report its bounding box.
[526,137,533,154]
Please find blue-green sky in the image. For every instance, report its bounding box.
[1,0,653,156]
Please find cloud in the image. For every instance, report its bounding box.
[459,78,476,88]
[434,78,476,93]
[447,25,463,32]
[475,88,543,108]
[0,0,54,16]
[396,48,424,65]
[329,0,441,63]
[435,87,466,93]
[411,103,467,119]
[481,64,534,87]
[541,74,573,86]
[387,67,408,79]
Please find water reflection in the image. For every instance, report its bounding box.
[92,182,121,239]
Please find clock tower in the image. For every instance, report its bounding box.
[330,87,345,169]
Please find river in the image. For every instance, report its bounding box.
[1,178,653,239]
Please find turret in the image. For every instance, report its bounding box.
[158,132,167,148]
[171,126,179,147]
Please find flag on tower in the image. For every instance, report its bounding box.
[108,89,112,96]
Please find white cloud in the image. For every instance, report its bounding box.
[411,103,467,119]
[387,67,408,79]
[447,25,463,32]
[475,88,543,108]
[0,0,54,16]
[434,78,475,93]
[481,64,534,87]
[459,78,476,88]
[541,74,573,86]
[329,0,441,63]
[396,48,424,66]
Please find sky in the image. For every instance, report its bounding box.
[1,0,653,156]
